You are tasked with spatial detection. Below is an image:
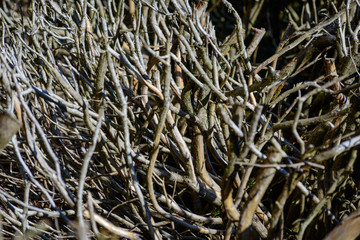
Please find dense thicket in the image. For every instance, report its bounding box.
[0,0,360,239]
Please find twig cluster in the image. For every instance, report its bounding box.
[0,0,360,239]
